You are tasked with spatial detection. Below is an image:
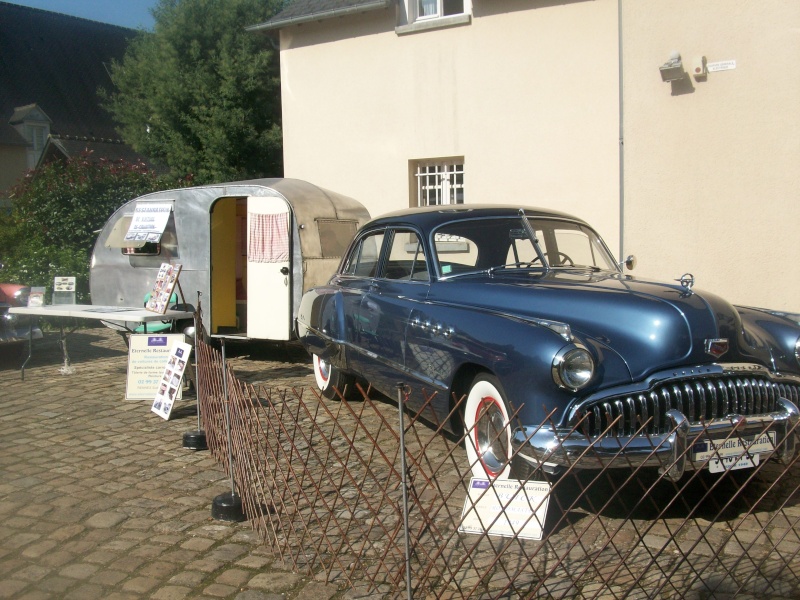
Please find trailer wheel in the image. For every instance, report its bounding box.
[313,354,356,400]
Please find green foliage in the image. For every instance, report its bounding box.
[103,0,285,184]
[0,154,183,302]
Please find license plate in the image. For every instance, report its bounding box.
[692,431,776,473]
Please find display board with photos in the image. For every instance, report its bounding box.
[146,263,182,314]
[151,340,193,420]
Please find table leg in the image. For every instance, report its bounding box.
[20,318,33,381]
[59,321,74,375]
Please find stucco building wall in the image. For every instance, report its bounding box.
[278,0,621,253]
[622,1,800,310]
[272,0,798,311]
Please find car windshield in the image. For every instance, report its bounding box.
[433,216,618,277]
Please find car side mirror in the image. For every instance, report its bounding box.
[622,255,637,271]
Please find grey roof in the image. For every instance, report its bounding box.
[0,123,28,146]
[0,1,135,140]
[248,0,392,31]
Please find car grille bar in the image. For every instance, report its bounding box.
[583,375,800,438]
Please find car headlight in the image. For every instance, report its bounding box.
[795,336,800,367]
[552,345,595,391]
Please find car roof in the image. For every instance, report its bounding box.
[362,204,591,231]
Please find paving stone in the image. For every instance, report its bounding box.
[58,562,101,579]
[151,586,193,600]
[247,571,302,592]
[204,583,240,597]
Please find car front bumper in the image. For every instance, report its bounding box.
[512,397,800,481]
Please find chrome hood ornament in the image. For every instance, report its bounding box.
[676,273,695,293]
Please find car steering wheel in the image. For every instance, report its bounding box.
[527,252,574,267]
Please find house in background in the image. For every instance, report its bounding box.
[249,0,799,311]
[0,2,153,209]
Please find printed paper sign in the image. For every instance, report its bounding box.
[124,202,172,243]
[126,334,186,400]
[707,59,736,72]
[459,478,551,540]
[151,340,193,420]
[52,276,76,305]
[693,431,776,473]
[54,276,76,292]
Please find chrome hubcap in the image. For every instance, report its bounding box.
[475,397,509,475]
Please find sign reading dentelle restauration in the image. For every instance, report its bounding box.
[459,478,551,541]
[126,333,186,400]
[124,202,172,244]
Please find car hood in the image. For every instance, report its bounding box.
[430,270,754,381]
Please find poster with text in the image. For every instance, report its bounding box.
[126,334,186,400]
[124,202,172,243]
[459,478,551,541]
[151,340,193,420]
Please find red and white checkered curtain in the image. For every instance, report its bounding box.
[248,213,289,263]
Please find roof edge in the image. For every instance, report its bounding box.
[246,0,392,33]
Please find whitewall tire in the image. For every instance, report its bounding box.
[463,374,512,480]
[313,353,355,400]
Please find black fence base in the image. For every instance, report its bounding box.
[182,429,207,450]
[211,491,246,522]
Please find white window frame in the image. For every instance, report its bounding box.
[413,160,465,207]
[416,0,464,21]
[396,0,471,35]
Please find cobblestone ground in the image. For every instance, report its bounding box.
[0,326,342,600]
[2,326,800,600]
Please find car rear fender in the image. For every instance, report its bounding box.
[296,286,350,362]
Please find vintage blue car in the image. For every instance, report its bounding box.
[295,205,800,480]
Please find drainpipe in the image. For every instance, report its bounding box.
[617,0,625,261]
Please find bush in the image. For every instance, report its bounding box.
[1,153,186,303]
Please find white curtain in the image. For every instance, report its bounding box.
[419,0,437,17]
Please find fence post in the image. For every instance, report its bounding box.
[211,338,246,522]
[396,383,413,600]
[183,291,207,450]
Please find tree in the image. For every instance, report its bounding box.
[0,154,183,302]
[103,0,285,184]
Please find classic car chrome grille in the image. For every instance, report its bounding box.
[581,375,800,438]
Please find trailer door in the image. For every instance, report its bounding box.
[246,196,292,340]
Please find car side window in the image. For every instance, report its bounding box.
[342,231,385,277]
[384,230,429,281]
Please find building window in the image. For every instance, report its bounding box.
[417,0,464,20]
[396,0,470,34]
[413,160,464,207]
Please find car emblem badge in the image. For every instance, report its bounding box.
[705,338,729,358]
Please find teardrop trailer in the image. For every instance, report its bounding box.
[90,178,370,341]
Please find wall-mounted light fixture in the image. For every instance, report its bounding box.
[659,51,685,82]
[691,55,707,80]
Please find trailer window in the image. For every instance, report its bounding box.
[318,220,358,258]
[122,242,161,256]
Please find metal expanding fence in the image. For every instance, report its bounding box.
[194,332,800,599]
